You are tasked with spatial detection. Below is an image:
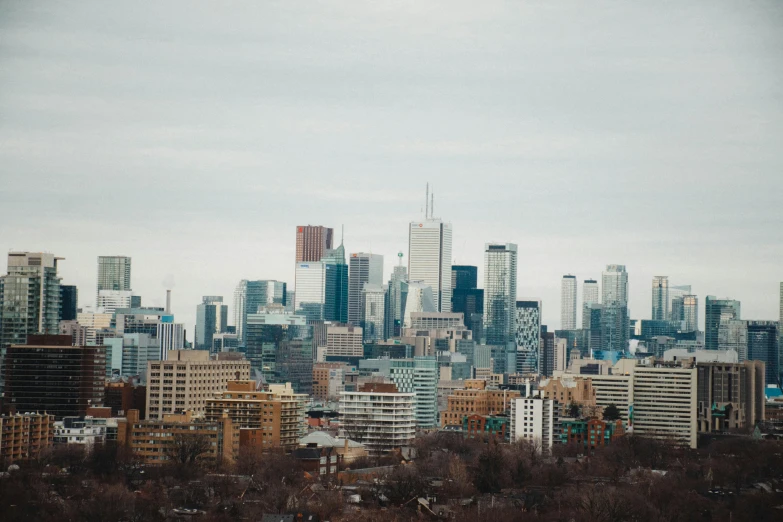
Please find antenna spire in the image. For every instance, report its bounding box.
[431,192,434,218]
[425,182,429,219]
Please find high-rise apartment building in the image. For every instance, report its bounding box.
[515,300,541,374]
[359,356,439,428]
[669,285,692,320]
[484,243,517,345]
[96,256,131,298]
[4,335,105,420]
[631,365,698,448]
[76,309,114,345]
[146,350,251,420]
[0,252,63,393]
[339,383,415,456]
[584,303,604,355]
[582,279,599,329]
[602,264,628,305]
[322,243,349,323]
[747,321,779,385]
[561,275,577,330]
[601,265,629,352]
[245,307,313,394]
[705,296,741,350]
[96,290,138,314]
[205,380,301,452]
[196,296,228,351]
[651,276,669,321]
[408,219,453,313]
[348,253,383,325]
[295,225,334,263]
[683,295,698,332]
[362,284,386,342]
[510,397,558,452]
[233,280,287,346]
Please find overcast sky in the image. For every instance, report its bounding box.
[1,1,781,337]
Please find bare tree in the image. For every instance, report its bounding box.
[167,432,212,466]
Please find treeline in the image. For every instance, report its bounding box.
[1,434,782,521]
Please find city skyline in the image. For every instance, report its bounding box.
[1,2,781,336]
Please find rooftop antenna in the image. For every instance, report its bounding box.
[425,182,429,219]
[431,192,434,218]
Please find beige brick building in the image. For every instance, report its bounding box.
[205,381,301,452]
[325,324,363,357]
[146,350,250,420]
[440,380,520,427]
[0,413,55,462]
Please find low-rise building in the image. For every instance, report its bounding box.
[539,376,598,417]
[53,416,119,448]
[462,414,508,441]
[440,379,520,427]
[123,409,235,465]
[560,418,624,452]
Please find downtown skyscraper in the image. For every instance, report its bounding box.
[348,253,383,326]
[560,275,577,330]
[483,243,517,345]
[582,279,599,329]
[651,276,669,321]
[705,296,741,350]
[408,219,453,313]
[295,225,333,263]
[233,280,287,346]
[195,296,228,351]
[601,264,629,353]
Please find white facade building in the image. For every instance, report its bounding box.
[295,262,326,320]
[76,310,113,345]
[408,219,453,313]
[96,289,135,315]
[510,397,558,453]
[339,388,415,456]
[561,275,577,330]
[157,322,184,360]
[631,366,697,448]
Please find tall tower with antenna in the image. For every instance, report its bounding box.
[409,183,452,312]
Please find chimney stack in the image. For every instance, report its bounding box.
[166,289,171,314]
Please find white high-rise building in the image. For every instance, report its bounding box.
[560,275,577,330]
[483,243,517,345]
[510,397,558,452]
[631,366,697,449]
[157,322,184,360]
[96,289,135,315]
[408,219,452,313]
[348,253,383,325]
[652,276,669,321]
[294,262,326,321]
[339,385,415,456]
[582,279,599,329]
[602,264,628,305]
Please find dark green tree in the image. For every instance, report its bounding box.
[603,403,621,421]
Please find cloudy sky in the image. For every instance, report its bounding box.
[1,1,781,336]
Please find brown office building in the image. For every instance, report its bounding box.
[4,335,105,419]
[205,380,300,452]
[0,412,55,463]
[697,361,765,432]
[295,225,334,263]
[105,380,147,418]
